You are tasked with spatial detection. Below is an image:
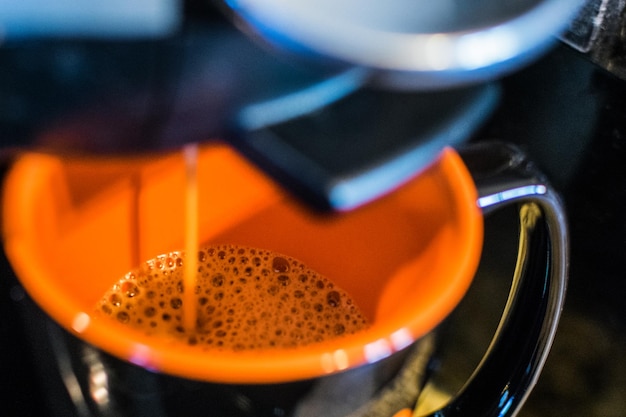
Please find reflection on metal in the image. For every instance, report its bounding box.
[455,27,520,71]
[478,185,548,209]
[343,335,435,417]
[0,0,180,40]
[498,387,515,416]
[560,0,626,81]
[83,348,111,407]
[47,322,93,417]
[226,0,585,89]
[414,143,569,417]
[238,68,369,130]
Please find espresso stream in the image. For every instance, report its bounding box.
[95,244,370,350]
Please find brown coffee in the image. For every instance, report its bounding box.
[95,244,370,350]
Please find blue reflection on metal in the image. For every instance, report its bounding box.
[496,387,515,416]
[499,396,515,416]
[478,184,547,208]
[329,137,444,211]
[238,68,367,130]
[0,0,180,39]
[225,0,315,57]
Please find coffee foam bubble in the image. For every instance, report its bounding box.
[95,244,370,350]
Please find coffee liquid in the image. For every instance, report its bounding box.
[182,144,199,334]
[95,244,370,350]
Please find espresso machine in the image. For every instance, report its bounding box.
[3,1,626,416]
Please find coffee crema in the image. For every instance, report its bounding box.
[95,244,370,350]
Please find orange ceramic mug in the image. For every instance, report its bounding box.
[1,141,566,417]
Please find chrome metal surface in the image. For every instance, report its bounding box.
[234,83,500,211]
[411,143,568,416]
[224,0,585,89]
[560,0,626,80]
[0,0,180,39]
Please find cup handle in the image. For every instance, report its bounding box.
[421,142,568,417]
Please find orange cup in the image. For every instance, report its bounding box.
[1,141,567,417]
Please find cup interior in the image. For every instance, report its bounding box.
[2,141,482,383]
